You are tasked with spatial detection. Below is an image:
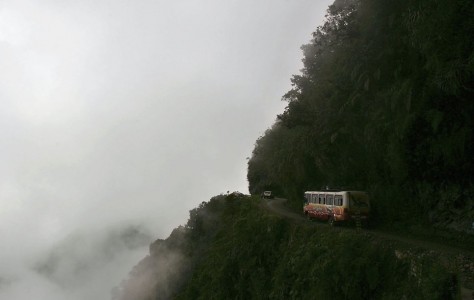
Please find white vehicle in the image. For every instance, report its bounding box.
[262,191,274,199]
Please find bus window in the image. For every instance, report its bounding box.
[311,194,317,203]
[319,194,326,204]
[326,195,334,205]
[326,194,334,205]
[335,195,343,206]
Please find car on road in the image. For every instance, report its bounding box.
[261,191,274,199]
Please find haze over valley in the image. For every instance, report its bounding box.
[0,1,332,298]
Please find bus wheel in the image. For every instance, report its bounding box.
[328,217,335,227]
[306,213,312,221]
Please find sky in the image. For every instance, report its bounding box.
[0,0,333,299]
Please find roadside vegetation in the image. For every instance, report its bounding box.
[115,195,462,300]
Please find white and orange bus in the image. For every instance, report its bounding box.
[303,190,370,226]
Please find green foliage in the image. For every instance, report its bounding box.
[174,196,457,299]
[116,195,459,299]
[247,0,474,232]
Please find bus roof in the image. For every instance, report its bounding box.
[304,190,368,194]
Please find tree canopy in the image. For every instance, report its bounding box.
[248,0,474,230]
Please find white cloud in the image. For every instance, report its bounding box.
[0,0,333,298]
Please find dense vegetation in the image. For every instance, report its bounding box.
[114,195,459,299]
[247,0,474,232]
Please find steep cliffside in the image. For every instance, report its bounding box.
[114,194,462,299]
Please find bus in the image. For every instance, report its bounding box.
[303,190,370,226]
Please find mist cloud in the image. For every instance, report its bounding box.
[0,0,333,298]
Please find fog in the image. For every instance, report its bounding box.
[0,0,332,298]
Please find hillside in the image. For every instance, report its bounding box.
[247,0,474,233]
[113,194,470,299]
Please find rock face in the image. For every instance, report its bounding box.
[429,188,474,234]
